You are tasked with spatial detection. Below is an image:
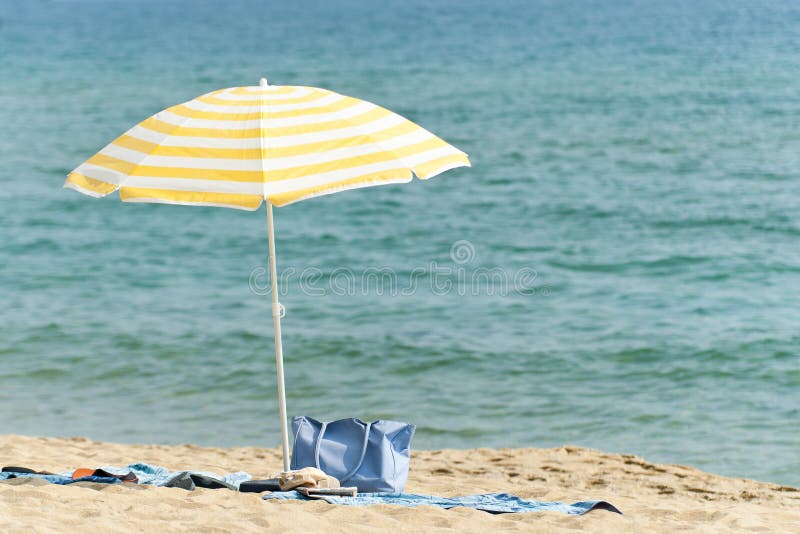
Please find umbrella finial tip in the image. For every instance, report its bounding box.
[260,77,269,87]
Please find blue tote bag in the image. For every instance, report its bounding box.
[290,416,415,492]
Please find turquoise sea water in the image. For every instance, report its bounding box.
[1,0,799,486]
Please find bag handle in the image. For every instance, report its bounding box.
[313,420,372,483]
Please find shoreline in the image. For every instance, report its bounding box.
[1,434,798,532]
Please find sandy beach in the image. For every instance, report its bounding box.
[0,435,796,532]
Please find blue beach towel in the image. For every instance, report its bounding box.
[93,463,251,488]
[0,463,251,489]
[263,491,622,515]
[0,472,121,485]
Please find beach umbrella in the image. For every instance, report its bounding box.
[65,78,470,471]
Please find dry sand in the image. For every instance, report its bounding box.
[0,435,797,532]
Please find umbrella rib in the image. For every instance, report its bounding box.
[116,105,199,193]
[259,87,269,201]
[331,105,427,179]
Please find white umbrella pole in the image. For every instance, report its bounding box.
[266,201,291,472]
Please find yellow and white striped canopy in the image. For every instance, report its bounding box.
[65,79,470,209]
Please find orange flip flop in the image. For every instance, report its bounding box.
[72,468,95,480]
